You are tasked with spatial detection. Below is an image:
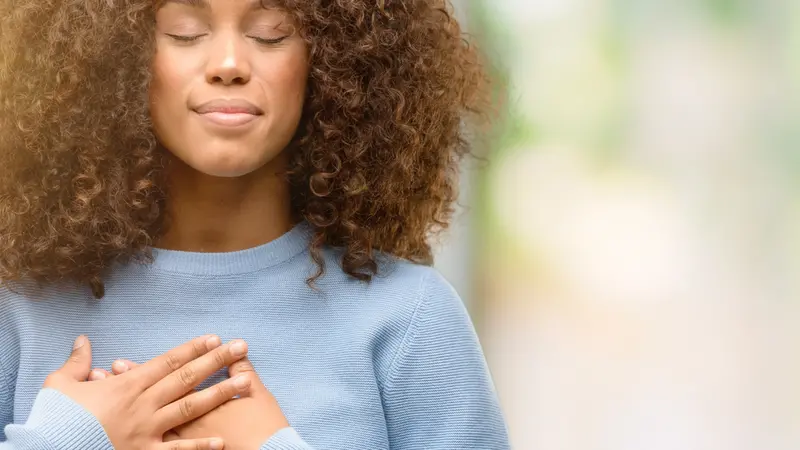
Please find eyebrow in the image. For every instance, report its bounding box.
[164,0,210,7]
[162,0,280,10]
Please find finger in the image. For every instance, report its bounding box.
[146,340,248,406]
[154,438,224,450]
[88,368,112,381]
[129,335,221,389]
[113,360,197,403]
[154,372,252,433]
[60,335,92,381]
[112,359,138,375]
[227,357,265,397]
[163,430,181,442]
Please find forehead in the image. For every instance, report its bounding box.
[157,0,283,10]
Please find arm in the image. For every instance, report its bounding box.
[381,271,511,450]
[2,334,241,450]
[0,337,113,450]
[0,356,12,445]
[1,388,114,450]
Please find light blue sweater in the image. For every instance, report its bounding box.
[0,222,510,449]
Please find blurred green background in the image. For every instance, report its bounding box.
[432,1,800,448]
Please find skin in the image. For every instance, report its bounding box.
[138,0,303,444]
[93,358,289,449]
[0,0,485,294]
[148,0,303,444]
[44,335,251,450]
[151,0,309,252]
[44,0,306,447]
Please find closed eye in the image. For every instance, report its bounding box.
[250,36,289,45]
[166,33,207,42]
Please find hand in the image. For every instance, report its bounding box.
[101,354,290,450]
[44,334,253,450]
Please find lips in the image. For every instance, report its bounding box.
[193,99,264,128]
[199,112,259,127]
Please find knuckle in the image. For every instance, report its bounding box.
[117,372,136,388]
[179,397,194,419]
[43,373,59,387]
[177,366,197,387]
[213,383,229,400]
[212,349,226,367]
[192,340,206,359]
[231,360,255,373]
[239,371,257,383]
[165,353,182,372]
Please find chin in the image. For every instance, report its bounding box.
[183,151,267,178]
[192,161,263,178]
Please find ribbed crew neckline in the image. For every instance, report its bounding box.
[147,221,313,275]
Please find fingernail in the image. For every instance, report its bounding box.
[113,360,128,373]
[210,438,224,450]
[73,335,86,350]
[230,341,247,356]
[205,335,221,350]
[233,374,250,390]
[90,370,106,380]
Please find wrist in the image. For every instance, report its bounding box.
[259,427,304,450]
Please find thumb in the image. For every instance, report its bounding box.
[61,335,93,381]
[228,357,264,396]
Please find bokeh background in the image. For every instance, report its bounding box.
[433,1,800,449]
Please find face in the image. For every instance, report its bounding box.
[150,0,309,178]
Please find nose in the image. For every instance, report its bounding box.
[205,32,251,86]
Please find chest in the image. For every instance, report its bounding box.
[10,316,392,449]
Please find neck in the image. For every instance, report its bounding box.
[156,153,294,252]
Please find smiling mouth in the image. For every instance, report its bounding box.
[196,111,259,127]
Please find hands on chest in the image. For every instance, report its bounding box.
[43,335,289,450]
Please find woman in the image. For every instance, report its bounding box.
[0,0,509,449]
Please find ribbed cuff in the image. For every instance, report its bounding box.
[259,427,313,450]
[5,388,114,450]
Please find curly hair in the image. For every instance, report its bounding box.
[0,0,489,298]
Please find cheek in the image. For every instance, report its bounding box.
[260,54,309,111]
[149,52,191,114]
[149,52,193,143]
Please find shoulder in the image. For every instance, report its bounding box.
[315,250,477,382]
[372,259,471,337]
[0,282,38,342]
[313,246,472,355]
[0,284,24,392]
[384,262,478,354]
[374,259,469,328]
[314,248,465,319]
[0,280,86,361]
[0,283,25,330]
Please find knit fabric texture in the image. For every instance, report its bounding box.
[0,222,509,449]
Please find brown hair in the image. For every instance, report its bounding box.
[0,0,489,298]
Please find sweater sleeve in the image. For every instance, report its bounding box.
[259,427,315,450]
[381,271,511,450]
[0,358,12,444]
[1,388,114,450]
[0,292,112,449]
[0,295,15,445]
